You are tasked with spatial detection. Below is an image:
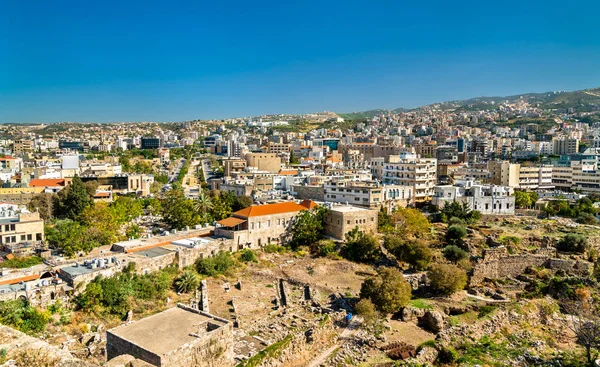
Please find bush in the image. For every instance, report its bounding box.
[437,346,458,364]
[174,270,200,293]
[360,267,412,314]
[238,249,258,263]
[354,298,383,335]
[577,213,598,225]
[0,299,49,334]
[556,234,588,254]
[443,245,468,263]
[310,239,337,257]
[428,264,467,296]
[196,251,235,276]
[0,255,43,269]
[263,244,286,254]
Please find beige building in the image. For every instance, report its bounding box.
[222,158,247,177]
[324,205,378,241]
[380,154,437,203]
[245,153,281,173]
[552,137,579,155]
[488,161,520,187]
[0,206,44,255]
[215,200,317,248]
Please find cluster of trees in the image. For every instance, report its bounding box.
[76,263,177,316]
[33,177,144,257]
[343,227,381,263]
[543,198,598,224]
[514,191,538,209]
[556,234,589,254]
[162,189,253,230]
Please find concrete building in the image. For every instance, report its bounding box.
[518,165,554,190]
[323,180,382,208]
[245,153,281,173]
[552,137,579,155]
[222,158,247,177]
[432,180,515,215]
[381,153,437,203]
[106,304,234,367]
[0,205,45,255]
[215,200,317,248]
[488,161,520,187]
[323,205,378,241]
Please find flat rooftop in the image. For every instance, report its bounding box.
[329,205,372,213]
[108,306,227,355]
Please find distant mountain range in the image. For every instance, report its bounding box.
[336,87,600,120]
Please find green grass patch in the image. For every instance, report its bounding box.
[1,256,43,269]
[410,299,433,310]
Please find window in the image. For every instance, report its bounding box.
[347,220,350,224]
[27,234,32,241]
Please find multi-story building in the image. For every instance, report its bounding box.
[222,158,247,177]
[381,153,437,203]
[488,161,520,187]
[432,180,515,215]
[323,205,378,241]
[518,165,554,190]
[0,203,45,255]
[245,153,281,173]
[141,137,161,150]
[552,137,579,155]
[323,180,383,208]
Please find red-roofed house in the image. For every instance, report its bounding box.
[215,200,317,249]
[29,179,66,193]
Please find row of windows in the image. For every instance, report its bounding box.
[250,218,289,230]
[1,224,16,232]
[0,233,42,244]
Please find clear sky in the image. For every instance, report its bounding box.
[1,0,600,123]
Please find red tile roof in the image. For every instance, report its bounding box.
[29,179,66,187]
[0,274,40,286]
[232,201,317,218]
[0,156,16,160]
[217,217,247,227]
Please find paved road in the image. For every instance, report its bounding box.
[307,317,362,367]
[168,159,185,184]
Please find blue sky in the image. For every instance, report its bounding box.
[1,0,600,123]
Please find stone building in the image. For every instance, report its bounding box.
[106,304,234,367]
[323,205,378,241]
[215,200,317,248]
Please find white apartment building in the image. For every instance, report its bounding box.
[518,165,554,190]
[432,180,515,215]
[324,180,382,208]
[381,153,437,203]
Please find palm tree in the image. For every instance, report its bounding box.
[174,270,200,293]
[194,190,213,213]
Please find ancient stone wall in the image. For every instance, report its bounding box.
[291,185,325,202]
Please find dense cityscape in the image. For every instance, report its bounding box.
[0,87,599,366]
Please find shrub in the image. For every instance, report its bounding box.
[360,267,412,314]
[556,234,588,254]
[437,346,458,364]
[446,225,467,247]
[239,249,258,263]
[263,244,286,254]
[443,245,468,263]
[174,270,200,293]
[428,264,467,296]
[196,251,235,276]
[310,239,337,257]
[0,299,49,334]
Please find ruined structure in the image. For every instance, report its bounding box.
[323,205,378,241]
[471,246,592,285]
[106,304,234,367]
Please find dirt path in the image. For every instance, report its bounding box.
[307,317,362,367]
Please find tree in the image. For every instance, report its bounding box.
[446,225,467,247]
[288,206,328,250]
[84,180,99,197]
[443,245,468,263]
[515,191,538,209]
[428,264,467,296]
[233,195,253,211]
[556,234,588,254]
[354,298,384,335]
[174,270,200,293]
[45,220,86,257]
[360,267,412,314]
[58,175,91,220]
[110,196,143,224]
[378,207,394,233]
[384,235,433,271]
[27,193,55,221]
[440,201,481,224]
[194,190,213,213]
[310,239,337,257]
[390,208,430,237]
[289,150,299,164]
[162,189,201,229]
[343,227,381,263]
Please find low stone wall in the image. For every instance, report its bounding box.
[471,246,593,285]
